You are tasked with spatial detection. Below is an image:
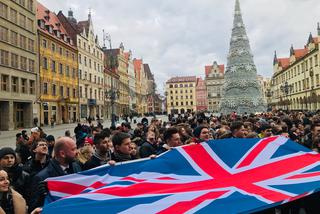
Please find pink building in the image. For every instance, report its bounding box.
[196,77,208,111]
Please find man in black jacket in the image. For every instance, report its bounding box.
[83,133,114,170]
[139,131,158,158]
[29,137,81,212]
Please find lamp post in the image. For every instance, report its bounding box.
[280,81,293,111]
[105,84,120,127]
[266,89,273,111]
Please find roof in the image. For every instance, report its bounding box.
[37,2,75,48]
[277,58,290,69]
[293,48,308,59]
[77,20,89,35]
[167,76,197,83]
[205,64,224,77]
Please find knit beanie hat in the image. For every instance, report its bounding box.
[0,147,16,159]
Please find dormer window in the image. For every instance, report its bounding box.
[70,39,73,45]
[38,20,45,29]
[56,30,60,38]
[47,25,53,34]
[64,36,67,42]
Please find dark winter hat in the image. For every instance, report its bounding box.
[46,135,55,142]
[193,126,208,138]
[0,147,16,159]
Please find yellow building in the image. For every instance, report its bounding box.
[272,26,320,111]
[37,2,78,125]
[0,0,37,130]
[134,58,143,115]
[166,76,197,114]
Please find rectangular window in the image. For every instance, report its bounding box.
[19,0,25,7]
[60,86,64,96]
[84,87,87,98]
[42,39,47,48]
[11,31,18,46]
[20,56,27,70]
[42,57,48,69]
[67,87,70,97]
[19,14,26,28]
[51,60,56,72]
[52,84,56,96]
[27,18,33,32]
[11,53,19,68]
[59,47,63,55]
[20,35,26,49]
[65,50,69,58]
[11,76,18,92]
[79,54,81,64]
[43,82,48,94]
[0,2,8,19]
[0,50,9,66]
[59,63,63,74]
[21,78,27,93]
[72,68,76,78]
[28,59,34,72]
[27,0,33,12]
[79,69,82,79]
[0,26,8,42]
[1,75,9,91]
[66,66,69,76]
[29,80,35,94]
[79,86,82,98]
[73,88,76,98]
[89,73,92,82]
[51,43,55,52]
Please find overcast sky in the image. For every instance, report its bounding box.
[39,0,320,93]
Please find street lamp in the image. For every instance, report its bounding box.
[105,86,120,127]
[280,81,293,110]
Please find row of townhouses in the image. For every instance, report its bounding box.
[0,0,158,130]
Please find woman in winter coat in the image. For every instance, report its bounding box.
[0,169,27,214]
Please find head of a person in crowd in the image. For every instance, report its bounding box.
[230,121,246,138]
[0,147,17,169]
[30,127,41,141]
[15,133,24,144]
[92,126,102,136]
[21,130,29,141]
[65,130,71,137]
[0,170,10,192]
[31,138,49,157]
[112,132,132,155]
[272,125,283,135]
[122,123,131,133]
[311,121,320,137]
[146,131,156,145]
[130,142,138,157]
[164,127,182,148]
[46,135,55,148]
[259,124,273,138]
[193,126,210,141]
[77,146,94,164]
[54,137,78,166]
[246,132,258,138]
[93,133,111,155]
[83,137,94,147]
[148,125,157,133]
[116,124,122,131]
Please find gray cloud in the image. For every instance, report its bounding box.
[38,0,320,93]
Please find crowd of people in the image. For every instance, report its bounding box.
[1,110,320,213]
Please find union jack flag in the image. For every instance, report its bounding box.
[42,136,320,214]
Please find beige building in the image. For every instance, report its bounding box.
[75,13,104,120]
[272,26,320,111]
[0,0,37,130]
[205,61,224,112]
[166,76,197,114]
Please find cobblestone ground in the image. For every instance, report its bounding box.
[0,115,167,148]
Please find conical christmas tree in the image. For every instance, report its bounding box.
[220,0,266,114]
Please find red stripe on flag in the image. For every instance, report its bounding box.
[183,144,231,178]
[121,177,146,182]
[237,136,278,169]
[157,191,228,214]
[48,181,88,195]
[156,177,177,180]
[287,171,320,180]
